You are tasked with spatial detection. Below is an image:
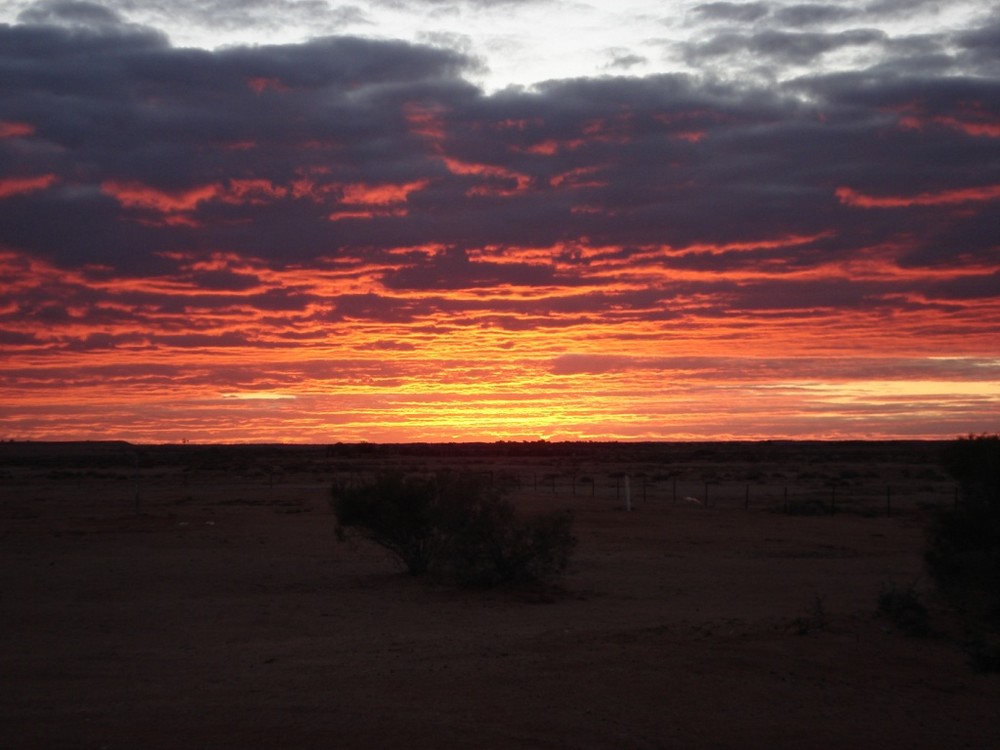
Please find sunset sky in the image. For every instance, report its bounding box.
[1,0,998,443]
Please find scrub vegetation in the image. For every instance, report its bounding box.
[925,434,1000,669]
[331,470,575,587]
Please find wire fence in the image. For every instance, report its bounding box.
[4,456,961,520]
[483,470,959,517]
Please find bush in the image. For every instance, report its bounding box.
[877,582,930,636]
[332,471,575,587]
[925,435,1000,632]
[331,472,446,575]
[793,596,828,635]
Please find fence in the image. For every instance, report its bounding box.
[499,470,958,517]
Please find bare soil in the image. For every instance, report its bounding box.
[2,442,997,749]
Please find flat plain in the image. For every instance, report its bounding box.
[2,440,998,749]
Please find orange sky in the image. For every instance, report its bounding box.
[1,7,998,443]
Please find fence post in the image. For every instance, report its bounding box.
[831,485,836,515]
[704,481,709,507]
[133,451,141,516]
[673,479,677,504]
[745,484,750,510]
[886,485,892,517]
[783,486,788,514]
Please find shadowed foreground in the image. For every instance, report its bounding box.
[2,442,998,749]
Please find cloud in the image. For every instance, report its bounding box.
[18,0,128,28]
[691,2,771,24]
[685,28,887,65]
[604,51,648,71]
[774,4,857,28]
[15,0,169,48]
[1,3,998,441]
[0,174,58,198]
[836,184,1000,208]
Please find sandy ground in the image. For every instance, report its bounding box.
[2,442,998,749]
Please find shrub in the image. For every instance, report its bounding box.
[793,596,828,635]
[925,435,1000,632]
[877,582,930,636]
[331,472,446,575]
[332,471,575,587]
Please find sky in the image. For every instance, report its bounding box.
[1,0,998,443]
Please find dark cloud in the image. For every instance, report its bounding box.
[863,0,941,18]
[82,0,371,38]
[381,248,557,290]
[774,4,856,28]
[956,19,1000,70]
[685,28,887,64]
[605,51,648,70]
[0,1,997,376]
[1,16,994,294]
[691,2,771,24]
[18,0,126,27]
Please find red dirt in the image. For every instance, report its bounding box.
[2,443,997,749]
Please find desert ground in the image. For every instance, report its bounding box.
[2,440,998,749]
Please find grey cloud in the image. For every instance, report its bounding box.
[605,51,648,70]
[956,19,1000,70]
[691,2,771,24]
[93,0,371,36]
[18,0,125,27]
[774,4,856,27]
[1,7,997,328]
[686,27,887,64]
[863,0,941,18]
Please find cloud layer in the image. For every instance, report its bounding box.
[1,1,998,441]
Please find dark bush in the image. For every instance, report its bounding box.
[924,435,1000,672]
[332,471,575,586]
[925,435,1000,646]
[877,582,930,636]
[443,490,575,587]
[331,472,446,575]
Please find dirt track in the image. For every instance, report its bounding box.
[2,442,998,749]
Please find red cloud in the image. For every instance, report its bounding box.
[836,184,1000,208]
[404,103,447,143]
[328,208,407,222]
[102,179,293,214]
[893,101,1000,138]
[0,174,58,198]
[0,121,35,139]
[247,77,290,94]
[549,166,607,189]
[519,138,588,155]
[443,157,531,196]
[672,131,706,143]
[340,180,428,205]
[103,181,220,212]
[222,179,289,205]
